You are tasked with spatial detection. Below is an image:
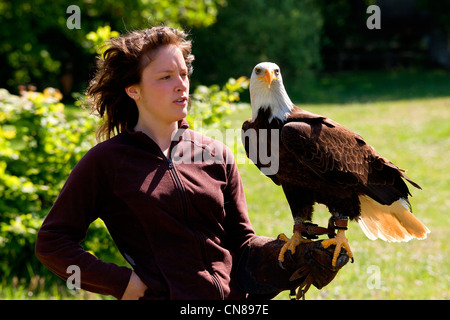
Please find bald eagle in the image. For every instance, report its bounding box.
[242,62,430,268]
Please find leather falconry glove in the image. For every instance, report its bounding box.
[237,236,350,300]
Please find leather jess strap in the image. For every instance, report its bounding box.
[293,216,349,239]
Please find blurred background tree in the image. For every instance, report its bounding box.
[190,0,323,100]
[1,0,448,99]
[0,0,226,97]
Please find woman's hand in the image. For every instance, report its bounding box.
[121,270,148,300]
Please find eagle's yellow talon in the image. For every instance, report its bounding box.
[277,233,290,242]
[322,229,354,268]
[277,231,312,268]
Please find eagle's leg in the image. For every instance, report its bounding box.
[278,185,315,269]
[321,216,354,269]
[277,226,312,269]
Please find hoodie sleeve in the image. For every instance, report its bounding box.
[35,144,132,299]
[222,146,256,254]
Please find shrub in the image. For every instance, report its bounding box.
[0,87,97,279]
[188,76,249,131]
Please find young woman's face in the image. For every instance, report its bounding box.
[131,44,190,127]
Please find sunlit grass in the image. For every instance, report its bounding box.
[0,276,107,300]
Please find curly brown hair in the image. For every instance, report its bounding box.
[85,26,194,141]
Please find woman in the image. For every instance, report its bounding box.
[35,26,254,300]
[35,26,345,300]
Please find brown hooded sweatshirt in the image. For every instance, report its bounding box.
[35,120,255,299]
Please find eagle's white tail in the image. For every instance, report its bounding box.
[357,195,430,242]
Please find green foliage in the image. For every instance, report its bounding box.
[187,76,249,130]
[0,0,323,96]
[0,88,97,278]
[0,0,224,92]
[191,0,323,99]
[136,0,226,29]
[85,26,120,55]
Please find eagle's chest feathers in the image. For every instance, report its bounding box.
[252,108,339,191]
[250,82,294,123]
[252,109,316,185]
[276,138,322,187]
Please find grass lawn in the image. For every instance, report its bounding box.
[228,86,449,299]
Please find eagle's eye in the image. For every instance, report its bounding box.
[274,69,280,76]
[255,68,262,75]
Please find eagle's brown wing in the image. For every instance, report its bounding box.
[281,108,420,206]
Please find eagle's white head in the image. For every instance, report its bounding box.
[249,62,294,122]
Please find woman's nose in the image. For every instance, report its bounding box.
[175,75,188,92]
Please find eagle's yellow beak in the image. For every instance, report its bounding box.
[257,69,277,88]
[264,69,275,88]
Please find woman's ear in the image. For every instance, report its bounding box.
[125,85,140,100]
